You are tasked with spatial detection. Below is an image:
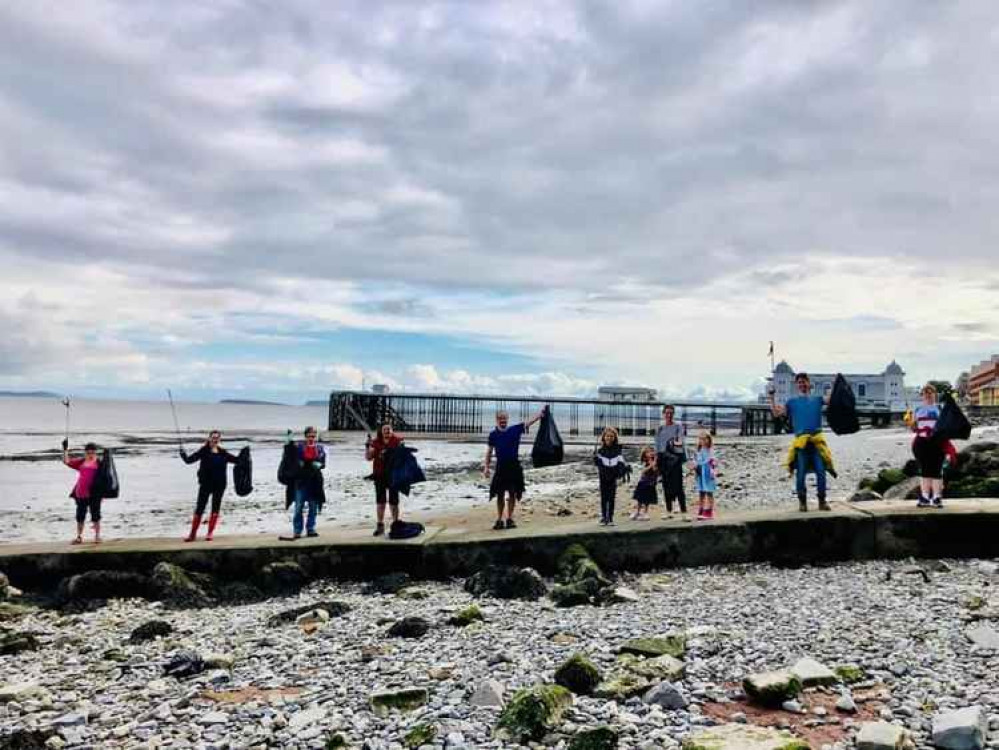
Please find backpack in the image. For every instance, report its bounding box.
[388,520,425,540]
[531,407,564,468]
[93,448,120,499]
[933,394,972,441]
[826,373,860,435]
[233,446,253,497]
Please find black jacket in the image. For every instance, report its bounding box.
[182,444,237,488]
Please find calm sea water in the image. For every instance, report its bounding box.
[0,396,503,544]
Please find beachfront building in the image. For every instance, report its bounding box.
[766,360,908,409]
[598,386,658,402]
[968,356,999,405]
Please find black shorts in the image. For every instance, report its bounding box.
[75,497,102,524]
[490,460,525,500]
[375,477,400,506]
[912,436,945,480]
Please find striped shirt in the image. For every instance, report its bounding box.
[914,404,939,438]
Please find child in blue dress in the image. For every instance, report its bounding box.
[692,431,718,520]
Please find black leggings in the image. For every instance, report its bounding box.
[375,477,400,507]
[599,477,616,521]
[75,497,102,524]
[660,454,687,513]
[195,485,225,515]
[913,436,945,480]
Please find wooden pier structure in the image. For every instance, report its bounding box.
[328,391,897,438]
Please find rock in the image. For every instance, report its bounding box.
[883,476,921,500]
[217,581,265,603]
[554,654,602,696]
[150,562,214,607]
[856,722,908,750]
[790,656,837,687]
[0,572,9,601]
[643,681,687,710]
[128,619,173,644]
[781,699,804,713]
[198,710,228,725]
[57,570,155,603]
[362,572,411,595]
[288,706,325,731]
[0,603,32,622]
[742,671,802,708]
[469,679,505,708]
[203,653,235,670]
[296,608,330,635]
[447,604,484,627]
[267,601,351,625]
[849,489,883,502]
[836,692,858,713]
[0,630,38,656]
[872,468,907,494]
[551,582,599,608]
[594,654,686,701]
[256,561,309,595]
[464,566,548,600]
[619,654,685,682]
[369,687,429,716]
[398,587,430,600]
[681,724,809,750]
[0,683,51,704]
[496,685,573,742]
[325,735,348,749]
[594,671,652,701]
[387,616,430,638]
[618,634,686,659]
[568,726,619,750]
[932,706,986,750]
[0,730,54,750]
[605,586,640,603]
[965,624,999,650]
[163,650,206,679]
[403,723,437,748]
[557,544,610,585]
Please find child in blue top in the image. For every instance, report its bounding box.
[692,431,718,520]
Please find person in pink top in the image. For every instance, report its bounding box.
[62,439,102,545]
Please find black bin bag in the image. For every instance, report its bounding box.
[827,373,860,435]
[386,445,426,496]
[933,394,972,441]
[93,448,120,499]
[234,446,253,497]
[531,406,564,468]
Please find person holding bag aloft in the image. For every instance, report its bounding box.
[63,439,103,545]
[180,430,237,542]
[366,423,404,537]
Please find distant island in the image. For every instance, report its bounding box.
[305,400,327,406]
[219,399,289,406]
[0,390,61,398]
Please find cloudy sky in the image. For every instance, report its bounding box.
[2,0,997,403]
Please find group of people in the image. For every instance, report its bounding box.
[58,374,959,544]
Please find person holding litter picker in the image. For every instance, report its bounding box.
[62,438,103,545]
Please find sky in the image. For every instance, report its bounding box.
[1,0,998,404]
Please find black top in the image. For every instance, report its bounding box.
[182,444,237,488]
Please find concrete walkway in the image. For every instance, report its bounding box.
[1,499,997,590]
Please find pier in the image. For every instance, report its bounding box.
[328,391,896,438]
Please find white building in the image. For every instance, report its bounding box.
[766,360,908,410]
[598,386,658,402]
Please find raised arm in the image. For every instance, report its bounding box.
[768,388,786,418]
[525,406,547,429]
[61,438,72,467]
[180,444,203,464]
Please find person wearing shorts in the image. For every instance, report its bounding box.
[911,383,945,508]
[366,423,404,537]
[63,440,102,545]
[483,407,545,530]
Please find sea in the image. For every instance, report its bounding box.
[0,396,507,544]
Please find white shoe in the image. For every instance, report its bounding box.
[630,511,640,521]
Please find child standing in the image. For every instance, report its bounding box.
[631,446,658,521]
[692,431,718,520]
[594,427,626,525]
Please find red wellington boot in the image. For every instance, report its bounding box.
[184,514,202,542]
[205,513,220,542]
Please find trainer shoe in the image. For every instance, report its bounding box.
[932,496,944,508]
[917,496,931,508]
[373,524,385,537]
[505,518,517,530]
[492,519,505,531]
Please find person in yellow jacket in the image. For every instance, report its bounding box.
[769,372,833,512]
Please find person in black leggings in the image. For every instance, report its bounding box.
[180,430,237,542]
[594,427,625,525]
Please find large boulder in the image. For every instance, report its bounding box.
[932,706,986,750]
[682,724,808,750]
[568,727,619,750]
[594,654,685,701]
[554,654,602,696]
[873,468,907,494]
[0,632,39,656]
[790,657,837,687]
[742,671,802,708]
[618,635,687,660]
[0,729,55,750]
[448,604,484,627]
[883,476,921,500]
[362,572,411,595]
[58,570,156,603]
[0,572,10,601]
[465,566,547,601]
[856,722,908,750]
[128,620,173,644]
[387,617,431,639]
[496,685,572,742]
[643,681,687,710]
[151,562,214,607]
[256,561,309,595]
[0,603,32,623]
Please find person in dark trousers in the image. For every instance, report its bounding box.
[655,405,688,516]
[289,426,326,539]
[770,372,833,512]
[63,439,102,545]
[911,383,946,508]
[180,430,237,542]
[594,427,625,525]
[483,406,545,530]
[366,422,404,537]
